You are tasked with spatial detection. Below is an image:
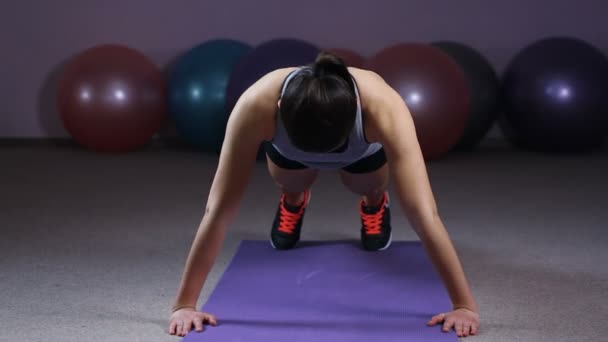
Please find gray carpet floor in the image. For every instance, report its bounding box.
[1,144,607,342]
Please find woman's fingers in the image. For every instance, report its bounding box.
[204,313,218,326]
[169,321,177,335]
[443,318,455,333]
[184,320,194,336]
[427,313,445,326]
[463,324,471,337]
[455,321,464,336]
[168,311,219,336]
[193,318,205,332]
[175,321,183,336]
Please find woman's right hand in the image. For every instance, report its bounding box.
[168,308,218,337]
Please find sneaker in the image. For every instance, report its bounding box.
[360,192,392,251]
[270,190,311,250]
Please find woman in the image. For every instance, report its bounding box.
[168,52,480,338]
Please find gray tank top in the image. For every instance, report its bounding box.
[270,67,383,169]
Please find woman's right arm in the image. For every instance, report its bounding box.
[169,89,273,335]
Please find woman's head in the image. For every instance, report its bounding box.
[279,52,357,153]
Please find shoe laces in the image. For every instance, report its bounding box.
[278,192,308,234]
[360,194,387,235]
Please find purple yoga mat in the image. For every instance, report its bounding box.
[183,240,457,341]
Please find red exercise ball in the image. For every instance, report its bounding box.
[325,48,366,68]
[57,44,167,153]
[365,43,470,160]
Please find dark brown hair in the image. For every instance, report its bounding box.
[280,51,357,153]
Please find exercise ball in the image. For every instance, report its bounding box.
[365,43,470,160]
[325,48,366,68]
[169,39,251,152]
[498,112,527,149]
[433,41,501,150]
[57,44,166,153]
[225,38,320,113]
[501,37,608,152]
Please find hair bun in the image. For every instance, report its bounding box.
[312,51,349,78]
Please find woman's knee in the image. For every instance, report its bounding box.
[339,164,389,196]
[266,156,318,193]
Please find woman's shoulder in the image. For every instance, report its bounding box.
[348,67,389,95]
[229,67,298,141]
[242,67,297,109]
[349,67,402,140]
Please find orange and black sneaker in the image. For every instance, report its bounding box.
[270,190,311,250]
[360,192,392,251]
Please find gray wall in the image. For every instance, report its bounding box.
[1,0,607,138]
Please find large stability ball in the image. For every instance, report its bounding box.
[365,43,470,160]
[169,39,251,152]
[501,37,608,152]
[325,48,366,68]
[433,41,501,150]
[57,44,166,153]
[225,38,320,113]
[498,112,527,149]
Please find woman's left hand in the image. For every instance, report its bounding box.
[427,308,480,337]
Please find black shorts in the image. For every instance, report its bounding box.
[264,142,387,174]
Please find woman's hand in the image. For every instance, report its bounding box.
[169,308,218,337]
[428,308,480,337]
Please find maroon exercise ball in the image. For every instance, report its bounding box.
[57,44,167,153]
[325,48,366,68]
[365,43,470,160]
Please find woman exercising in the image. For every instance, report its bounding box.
[168,52,480,338]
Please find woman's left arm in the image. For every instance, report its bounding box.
[367,78,480,337]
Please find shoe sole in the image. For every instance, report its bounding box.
[270,192,311,250]
[376,230,392,251]
[362,229,392,252]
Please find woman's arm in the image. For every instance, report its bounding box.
[382,103,480,336]
[353,67,480,332]
[376,85,478,312]
[171,92,271,313]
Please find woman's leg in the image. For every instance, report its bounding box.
[338,163,389,206]
[339,148,391,251]
[266,156,319,204]
[339,148,389,206]
[264,143,319,250]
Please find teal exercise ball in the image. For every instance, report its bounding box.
[169,39,252,152]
